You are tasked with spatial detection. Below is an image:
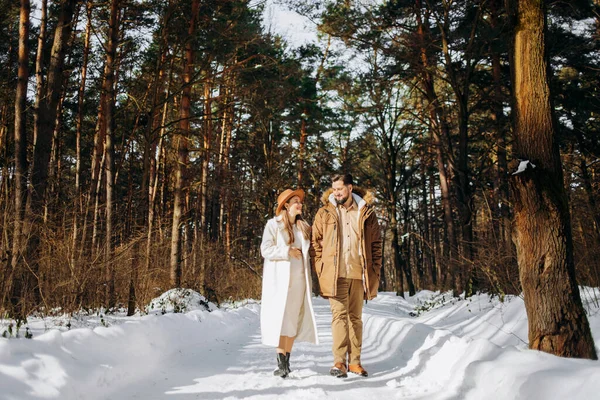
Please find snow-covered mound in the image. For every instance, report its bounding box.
[145,288,218,315]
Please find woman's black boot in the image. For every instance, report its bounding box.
[273,353,288,378]
[285,352,291,375]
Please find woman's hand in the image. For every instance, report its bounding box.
[289,246,302,259]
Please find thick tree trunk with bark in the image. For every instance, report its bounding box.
[508,0,597,359]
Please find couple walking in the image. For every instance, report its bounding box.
[260,174,383,378]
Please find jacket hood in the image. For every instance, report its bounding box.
[320,186,376,207]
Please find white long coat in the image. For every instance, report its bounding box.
[260,215,319,347]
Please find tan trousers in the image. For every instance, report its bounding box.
[329,277,363,365]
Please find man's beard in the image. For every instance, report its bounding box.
[335,195,349,205]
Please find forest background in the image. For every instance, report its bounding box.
[1,0,599,357]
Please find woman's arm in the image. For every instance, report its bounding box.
[260,219,290,261]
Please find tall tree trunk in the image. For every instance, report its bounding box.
[142,2,171,232]
[297,35,330,188]
[31,0,77,209]
[1,119,12,309]
[490,0,511,255]
[126,233,139,317]
[83,82,107,260]
[218,78,233,251]
[401,187,416,296]
[201,79,213,238]
[420,154,435,287]
[47,87,68,220]
[91,151,105,258]
[72,2,92,269]
[507,0,597,359]
[439,3,482,295]
[32,0,47,154]
[170,0,199,287]
[414,1,458,293]
[429,166,443,289]
[8,0,31,319]
[21,0,77,311]
[297,113,308,188]
[197,76,212,284]
[432,124,457,291]
[103,0,120,309]
[390,202,405,297]
[453,97,472,294]
[146,75,170,276]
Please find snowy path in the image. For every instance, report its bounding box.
[2,292,600,399]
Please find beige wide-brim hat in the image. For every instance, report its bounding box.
[276,188,305,216]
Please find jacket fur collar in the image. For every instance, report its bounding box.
[320,186,375,211]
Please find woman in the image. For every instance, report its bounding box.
[260,188,319,378]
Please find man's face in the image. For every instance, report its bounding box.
[332,180,352,205]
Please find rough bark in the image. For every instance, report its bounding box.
[508,0,597,359]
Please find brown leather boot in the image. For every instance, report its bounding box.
[348,364,368,377]
[329,362,348,378]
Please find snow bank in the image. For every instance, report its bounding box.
[0,289,599,399]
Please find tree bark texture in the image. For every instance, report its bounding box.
[508,0,597,359]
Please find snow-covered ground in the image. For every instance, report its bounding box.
[1,288,600,400]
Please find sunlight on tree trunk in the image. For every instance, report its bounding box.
[508,0,597,359]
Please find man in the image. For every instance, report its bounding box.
[312,173,382,378]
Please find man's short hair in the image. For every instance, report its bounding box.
[331,173,353,186]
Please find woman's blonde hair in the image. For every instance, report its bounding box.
[281,208,311,244]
